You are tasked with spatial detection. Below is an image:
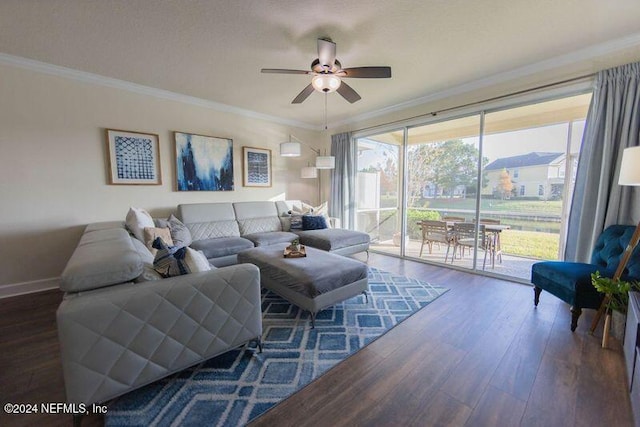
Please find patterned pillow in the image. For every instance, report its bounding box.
[152,238,188,277]
[302,215,328,230]
[290,214,305,230]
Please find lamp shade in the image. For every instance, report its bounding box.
[316,155,335,169]
[301,166,318,179]
[280,141,301,157]
[619,146,640,186]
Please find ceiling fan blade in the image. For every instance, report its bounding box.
[261,68,312,75]
[317,38,336,69]
[337,81,361,103]
[292,84,315,104]
[339,66,392,78]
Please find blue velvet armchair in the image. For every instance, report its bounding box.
[531,225,640,331]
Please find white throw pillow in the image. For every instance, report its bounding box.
[125,207,154,242]
[184,248,213,273]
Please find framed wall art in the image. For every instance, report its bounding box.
[243,146,272,187]
[106,129,161,185]
[174,131,234,191]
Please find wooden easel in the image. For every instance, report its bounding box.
[590,223,640,347]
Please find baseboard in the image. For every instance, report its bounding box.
[0,277,60,299]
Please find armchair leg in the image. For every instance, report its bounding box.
[534,287,542,306]
[570,307,582,332]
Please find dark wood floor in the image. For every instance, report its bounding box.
[0,253,635,426]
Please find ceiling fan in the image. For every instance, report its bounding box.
[261,38,391,104]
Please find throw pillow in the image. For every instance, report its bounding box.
[155,215,193,248]
[290,214,305,230]
[291,203,313,215]
[143,227,174,255]
[152,237,188,277]
[184,248,213,273]
[311,201,328,217]
[125,207,154,242]
[302,215,328,230]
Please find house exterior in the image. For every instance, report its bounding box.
[483,152,567,200]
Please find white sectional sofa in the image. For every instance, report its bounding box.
[55,200,369,418]
[178,200,370,266]
[56,222,263,415]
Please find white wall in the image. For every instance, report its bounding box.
[0,63,321,288]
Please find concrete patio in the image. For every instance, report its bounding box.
[370,238,538,281]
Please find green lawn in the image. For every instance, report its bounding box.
[500,229,559,260]
[419,197,563,215]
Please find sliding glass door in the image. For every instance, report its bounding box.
[354,131,402,256]
[479,94,590,279]
[355,91,592,281]
[404,115,481,269]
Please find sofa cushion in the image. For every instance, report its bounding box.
[125,207,154,242]
[238,216,282,235]
[243,231,300,247]
[302,215,328,230]
[190,236,254,259]
[294,228,370,252]
[186,220,240,240]
[61,227,143,292]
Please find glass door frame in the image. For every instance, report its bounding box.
[352,83,594,282]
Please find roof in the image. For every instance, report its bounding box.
[485,152,563,171]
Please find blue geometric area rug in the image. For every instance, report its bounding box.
[105,267,448,426]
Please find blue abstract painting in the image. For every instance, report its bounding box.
[175,132,234,191]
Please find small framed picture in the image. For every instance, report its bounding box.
[243,146,272,187]
[106,129,161,185]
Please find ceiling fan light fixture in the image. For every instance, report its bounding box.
[312,74,341,93]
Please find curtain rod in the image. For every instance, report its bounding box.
[350,73,595,135]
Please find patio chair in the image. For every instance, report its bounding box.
[531,224,640,331]
[480,218,502,265]
[419,220,453,261]
[451,222,493,269]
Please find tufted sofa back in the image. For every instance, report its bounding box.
[591,225,640,279]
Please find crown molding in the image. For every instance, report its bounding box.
[329,32,640,129]
[0,52,319,131]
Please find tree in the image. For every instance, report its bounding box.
[496,168,513,199]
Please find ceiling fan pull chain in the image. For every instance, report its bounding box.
[324,92,328,130]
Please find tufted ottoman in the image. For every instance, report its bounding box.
[238,244,369,327]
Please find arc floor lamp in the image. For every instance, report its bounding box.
[280,135,335,203]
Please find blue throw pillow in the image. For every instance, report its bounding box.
[302,215,328,230]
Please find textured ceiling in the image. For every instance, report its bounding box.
[1,0,639,129]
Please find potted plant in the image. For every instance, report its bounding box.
[591,271,640,343]
[290,238,300,252]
